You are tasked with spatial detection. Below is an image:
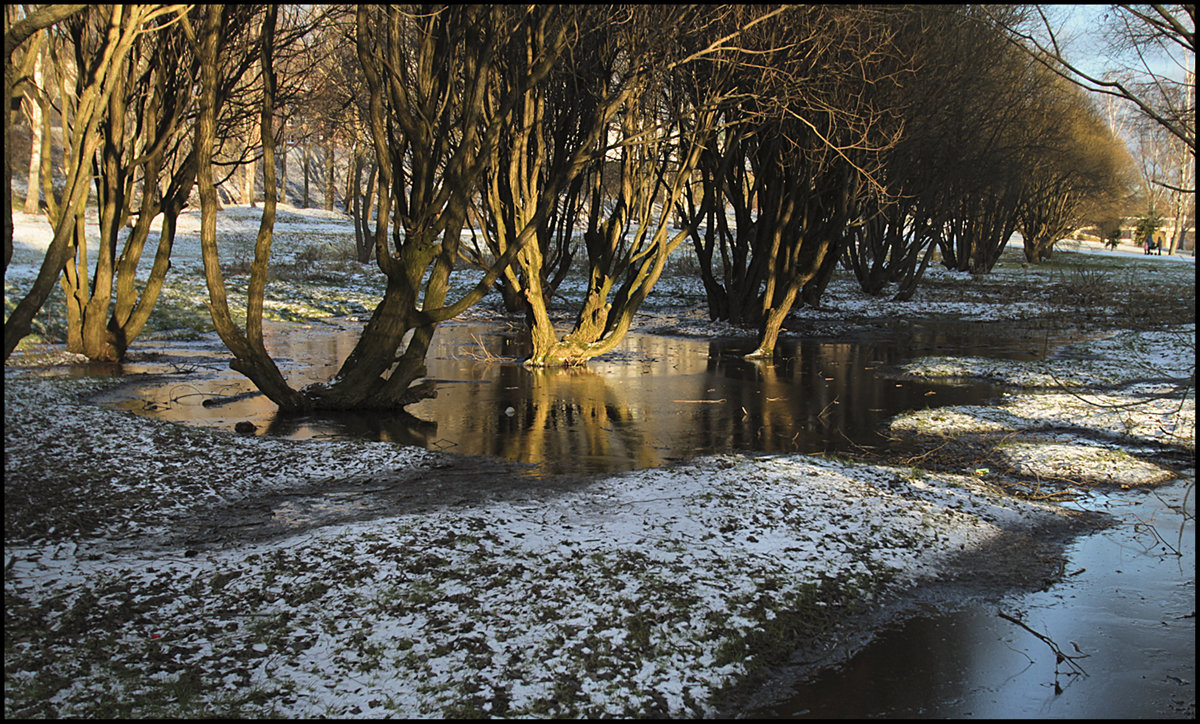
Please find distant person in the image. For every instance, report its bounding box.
[1144,235,1152,255]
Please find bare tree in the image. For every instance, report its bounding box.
[470,5,795,366]
[843,6,1001,299]
[19,30,46,214]
[927,12,1058,275]
[679,6,906,357]
[4,4,86,273]
[1017,69,1133,263]
[1125,73,1195,253]
[194,4,573,410]
[192,4,299,406]
[4,4,174,360]
[984,4,1194,159]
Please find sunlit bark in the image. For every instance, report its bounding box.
[4,4,87,277]
[21,35,45,214]
[475,5,765,367]
[4,4,158,359]
[46,5,265,361]
[195,4,303,407]
[192,5,573,411]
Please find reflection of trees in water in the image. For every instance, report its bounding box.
[455,363,662,473]
[208,322,1004,471]
[263,409,437,448]
[707,338,943,454]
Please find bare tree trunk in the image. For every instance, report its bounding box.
[22,40,43,214]
[301,134,310,207]
[324,129,336,211]
[5,6,144,359]
[746,284,799,359]
[350,151,376,263]
[342,140,357,213]
[195,3,303,409]
[278,122,288,206]
[1168,129,1193,255]
[4,5,86,274]
[243,153,256,207]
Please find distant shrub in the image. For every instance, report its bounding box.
[297,239,357,263]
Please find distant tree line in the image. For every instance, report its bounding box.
[4,5,1147,410]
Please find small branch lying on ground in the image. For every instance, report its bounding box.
[202,390,266,407]
[998,609,1088,678]
[1043,365,1195,411]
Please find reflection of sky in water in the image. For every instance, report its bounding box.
[753,477,1195,718]
[107,319,1052,477]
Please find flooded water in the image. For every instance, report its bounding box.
[98,318,1049,476]
[750,477,1195,718]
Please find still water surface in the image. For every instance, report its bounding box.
[106,318,1042,475]
[751,478,1195,718]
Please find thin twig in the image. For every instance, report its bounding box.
[997,609,1088,676]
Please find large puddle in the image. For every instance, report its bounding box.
[750,477,1195,718]
[96,318,1050,476]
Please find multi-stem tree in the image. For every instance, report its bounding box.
[679,6,905,358]
[933,14,1045,275]
[48,5,273,362]
[1017,70,1133,264]
[465,14,615,315]
[474,5,794,366]
[195,4,572,410]
[842,6,991,300]
[4,4,168,360]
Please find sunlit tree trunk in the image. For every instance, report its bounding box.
[52,5,258,362]
[301,134,310,207]
[195,4,303,408]
[492,6,742,367]
[277,119,288,206]
[324,127,336,211]
[5,5,144,359]
[193,5,568,411]
[243,151,256,207]
[22,36,44,214]
[4,4,86,278]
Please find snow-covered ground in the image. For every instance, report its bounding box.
[4,204,1195,717]
[2,369,1091,718]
